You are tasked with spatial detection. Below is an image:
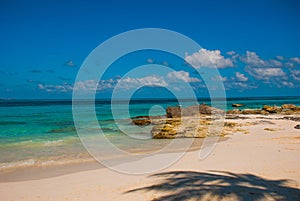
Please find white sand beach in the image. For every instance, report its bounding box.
[1,115,300,201]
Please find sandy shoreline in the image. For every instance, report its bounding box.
[1,115,300,200]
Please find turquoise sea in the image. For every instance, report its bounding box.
[0,97,300,170]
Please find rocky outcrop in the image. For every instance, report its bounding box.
[232,103,244,107]
[262,105,282,113]
[131,103,300,139]
[151,117,229,139]
[226,104,299,115]
[282,104,297,110]
[242,109,269,115]
[226,109,241,115]
[166,106,181,118]
[131,115,164,126]
[166,104,224,118]
[131,116,151,126]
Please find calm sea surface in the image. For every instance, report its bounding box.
[0,97,299,170]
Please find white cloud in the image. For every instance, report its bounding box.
[211,75,227,82]
[232,82,248,88]
[291,70,300,81]
[74,80,98,91]
[235,72,248,82]
[185,48,234,68]
[246,67,286,80]
[241,51,266,67]
[116,71,200,89]
[64,60,76,67]
[269,59,282,67]
[226,51,236,56]
[276,56,284,60]
[285,62,295,68]
[241,51,283,68]
[162,61,169,66]
[225,81,258,91]
[39,70,202,93]
[290,57,300,64]
[167,71,201,83]
[38,83,73,92]
[147,58,154,63]
[282,81,294,87]
[117,75,168,89]
[240,51,290,81]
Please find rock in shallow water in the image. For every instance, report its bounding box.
[232,103,244,107]
[131,117,151,126]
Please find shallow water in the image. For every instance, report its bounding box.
[0,97,299,170]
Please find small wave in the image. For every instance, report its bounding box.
[43,140,64,146]
[0,159,35,170]
[0,157,94,171]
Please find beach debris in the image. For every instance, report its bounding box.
[232,103,244,107]
[294,125,300,129]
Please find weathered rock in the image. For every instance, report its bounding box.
[131,116,151,126]
[226,109,241,115]
[242,109,263,115]
[232,103,245,107]
[150,103,300,139]
[197,104,224,115]
[281,109,294,115]
[166,106,181,118]
[152,118,182,139]
[131,115,165,126]
[294,124,300,129]
[262,105,281,113]
[166,104,224,118]
[281,104,296,110]
[152,117,240,139]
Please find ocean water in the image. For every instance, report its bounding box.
[0,97,299,170]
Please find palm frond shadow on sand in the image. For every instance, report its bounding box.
[126,170,300,201]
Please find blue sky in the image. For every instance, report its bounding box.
[0,0,300,99]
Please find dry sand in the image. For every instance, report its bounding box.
[1,115,300,201]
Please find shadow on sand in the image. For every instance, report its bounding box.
[126,170,300,201]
